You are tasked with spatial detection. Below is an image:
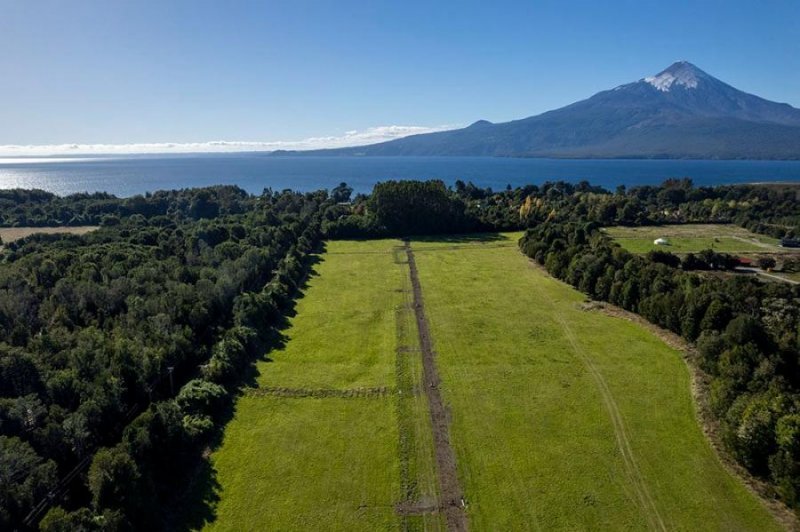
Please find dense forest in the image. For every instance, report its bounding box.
[1,178,798,528]
[325,178,799,239]
[0,185,349,530]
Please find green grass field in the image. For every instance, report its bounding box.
[604,223,785,254]
[205,239,442,531]
[208,396,400,530]
[204,234,779,531]
[414,232,778,530]
[252,240,403,390]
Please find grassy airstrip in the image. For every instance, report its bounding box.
[205,239,442,531]
[604,223,785,254]
[205,233,779,530]
[414,233,778,530]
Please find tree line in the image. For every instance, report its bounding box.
[0,186,347,529]
[324,178,798,240]
[0,186,261,228]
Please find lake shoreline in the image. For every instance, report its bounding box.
[1,154,799,198]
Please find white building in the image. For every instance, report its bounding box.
[654,238,670,246]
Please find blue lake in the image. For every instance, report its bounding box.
[1,154,799,197]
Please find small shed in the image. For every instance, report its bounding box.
[654,238,670,246]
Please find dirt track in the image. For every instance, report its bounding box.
[404,240,468,532]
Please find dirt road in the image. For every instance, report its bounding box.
[404,240,468,532]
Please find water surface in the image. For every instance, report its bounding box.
[1,154,798,196]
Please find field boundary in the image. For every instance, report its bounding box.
[405,240,468,532]
[411,243,517,252]
[602,223,791,256]
[245,386,394,399]
[0,225,99,245]
[395,271,417,520]
[325,250,395,255]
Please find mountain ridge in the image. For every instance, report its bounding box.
[277,62,800,160]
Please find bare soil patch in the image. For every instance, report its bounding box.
[395,497,439,516]
[0,225,98,243]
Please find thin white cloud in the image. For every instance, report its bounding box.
[0,125,458,157]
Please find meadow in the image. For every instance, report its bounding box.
[603,223,785,254]
[205,233,779,530]
[205,239,443,531]
[413,232,778,530]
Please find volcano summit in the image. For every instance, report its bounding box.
[292,62,800,159]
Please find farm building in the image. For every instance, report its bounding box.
[654,238,670,246]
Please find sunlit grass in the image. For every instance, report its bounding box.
[604,223,784,254]
[206,238,442,531]
[414,232,779,530]
[207,397,400,531]
[206,233,778,531]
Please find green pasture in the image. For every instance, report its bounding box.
[413,232,778,530]
[204,233,779,531]
[205,238,442,531]
[604,223,784,254]
[252,239,404,390]
[207,397,400,531]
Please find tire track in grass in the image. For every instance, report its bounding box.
[405,240,469,532]
[554,311,667,532]
[556,312,663,529]
[524,258,667,529]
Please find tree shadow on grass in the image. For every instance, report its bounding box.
[165,247,325,531]
[410,232,514,244]
[165,456,222,531]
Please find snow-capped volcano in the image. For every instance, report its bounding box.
[284,61,800,159]
[644,61,703,91]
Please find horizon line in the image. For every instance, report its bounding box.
[0,124,459,157]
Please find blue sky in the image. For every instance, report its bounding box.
[1,0,799,151]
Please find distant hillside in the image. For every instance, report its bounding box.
[281,62,800,160]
